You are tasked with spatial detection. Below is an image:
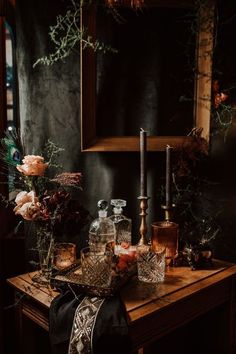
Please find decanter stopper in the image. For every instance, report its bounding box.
[97,199,109,217]
[111,199,126,214]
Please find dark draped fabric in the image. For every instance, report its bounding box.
[50,291,82,354]
[50,290,132,354]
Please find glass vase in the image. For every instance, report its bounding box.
[33,228,54,285]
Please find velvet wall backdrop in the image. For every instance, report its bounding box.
[15,0,236,262]
[15,0,165,252]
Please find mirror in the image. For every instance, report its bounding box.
[82,1,214,151]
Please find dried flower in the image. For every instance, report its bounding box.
[174,128,208,177]
[17,155,48,176]
[214,92,229,109]
[39,190,89,237]
[51,172,82,187]
[212,80,229,109]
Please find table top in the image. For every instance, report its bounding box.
[7,259,236,350]
[7,259,236,319]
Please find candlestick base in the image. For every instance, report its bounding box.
[137,196,150,245]
[161,204,175,222]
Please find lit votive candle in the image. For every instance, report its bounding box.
[54,243,76,270]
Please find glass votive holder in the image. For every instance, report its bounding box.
[137,244,166,283]
[151,221,179,265]
[53,243,77,270]
[80,247,113,288]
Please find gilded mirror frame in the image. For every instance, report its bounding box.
[80,0,215,152]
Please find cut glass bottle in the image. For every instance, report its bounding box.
[109,199,132,253]
[89,200,116,253]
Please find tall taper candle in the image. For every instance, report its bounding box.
[166,145,172,209]
[140,128,147,197]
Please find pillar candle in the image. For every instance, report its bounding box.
[140,128,147,196]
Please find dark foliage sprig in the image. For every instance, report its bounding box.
[33,0,117,67]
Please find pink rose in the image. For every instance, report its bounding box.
[15,190,37,206]
[14,190,41,220]
[17,155,48,176]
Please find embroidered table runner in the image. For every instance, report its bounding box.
[49,290,132,354]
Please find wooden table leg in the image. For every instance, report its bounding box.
[15,292,24,354]
[230,276,236,354]
[14,292,42,354]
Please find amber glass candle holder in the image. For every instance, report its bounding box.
[151,221,179,266]
[54,243,77,270]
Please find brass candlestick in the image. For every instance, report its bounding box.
[138,196,149,245]
[161,204,173,223]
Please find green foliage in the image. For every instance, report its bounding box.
[158,132,225,250]
[43,139,65,169]
[0,128,23,193]
[211,104,234,141]
[171,175,222,247]
[33,0,117,67]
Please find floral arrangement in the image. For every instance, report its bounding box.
[13,154,88,227]
[0,131,89,276]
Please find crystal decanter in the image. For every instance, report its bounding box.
[109,199,132,254]
[89,200,116,253]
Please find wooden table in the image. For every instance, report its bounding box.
[7,260,236,354]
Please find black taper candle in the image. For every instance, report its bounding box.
[140,128,147,197]
[166,145,172,209]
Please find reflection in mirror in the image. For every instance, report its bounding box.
[5,21,17,130]
[4,21,19,199]
[81,1,214,151]
[96,6,196,137]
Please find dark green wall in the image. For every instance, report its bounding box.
[15,0,236,262]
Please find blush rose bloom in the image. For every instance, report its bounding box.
[17,155,48,176]
[14,190,41,221]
